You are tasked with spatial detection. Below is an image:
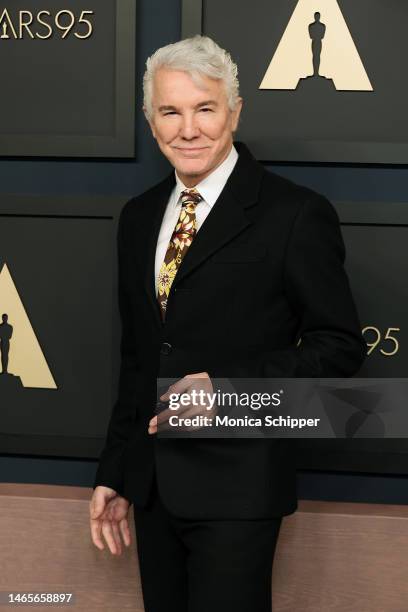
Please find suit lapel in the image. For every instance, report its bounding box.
[141,172,176,326]
[142,141,265,327]
[170,188,251,289]
[171,142,264,288]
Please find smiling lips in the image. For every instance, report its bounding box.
[176,147,208,155]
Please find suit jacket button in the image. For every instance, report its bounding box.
[161,342,172,355]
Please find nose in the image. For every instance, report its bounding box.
[179,112,200,140]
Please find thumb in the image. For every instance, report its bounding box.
[91,493,111,518]
[90,499,104,518]
[90,486,117,518]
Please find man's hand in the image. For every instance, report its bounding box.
[89,486,131,555]
[148,371,216,434]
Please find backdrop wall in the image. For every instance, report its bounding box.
[1,0,408,504]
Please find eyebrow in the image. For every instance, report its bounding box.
[158,100,218,112]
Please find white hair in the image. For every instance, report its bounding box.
[143,35,240,120]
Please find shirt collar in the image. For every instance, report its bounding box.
[172,144,239,208]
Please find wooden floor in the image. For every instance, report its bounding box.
[1,483,408,611]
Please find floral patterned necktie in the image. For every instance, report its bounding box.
[157,187,203,321]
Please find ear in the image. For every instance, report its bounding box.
[231,97,243,133]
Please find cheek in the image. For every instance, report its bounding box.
[200,114,231,138]
[155,120,179,142]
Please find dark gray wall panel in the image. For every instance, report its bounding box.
[186,0,408,163]
[0,196,126,457]
[296,201,408,474]
[0,0,136,157]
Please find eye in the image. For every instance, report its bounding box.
[164,111,177,116]
[200,107,213,112]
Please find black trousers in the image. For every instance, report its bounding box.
[133,477,282,612]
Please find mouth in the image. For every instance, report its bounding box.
[174,146,208,153]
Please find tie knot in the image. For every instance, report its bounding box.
[180,188,203,207]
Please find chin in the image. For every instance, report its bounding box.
[177,162,208,177]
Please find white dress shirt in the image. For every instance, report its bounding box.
[154,144,239,290]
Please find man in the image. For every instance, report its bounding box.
[90,35,366,611]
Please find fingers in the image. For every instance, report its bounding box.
[89,497,104,520]
[159,375,191,401]
[149,405,180,433]
[98,517,131,555]
[89,486,117,520]
[101,519,120,555]
[91,518,123,555]
[150,373,214,434]
[149,397,214,434]
[148,407,175,434]
[119,518,132,547]
[90,493,131,554]
[148,415,158,434]
[90,516,105,551]
[110,520,123,555]
[184,371,209,379]
[89,494,107,550]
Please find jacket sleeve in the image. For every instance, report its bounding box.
[260,193,367,378]
[92,203,140,498]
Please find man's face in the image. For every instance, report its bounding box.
[145,68,242,187]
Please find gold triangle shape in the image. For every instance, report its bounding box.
[0,263,57,389]
[259,0,373,91]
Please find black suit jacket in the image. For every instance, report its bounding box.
[93,141,366,519]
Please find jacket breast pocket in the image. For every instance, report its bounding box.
[212,244,267,263]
